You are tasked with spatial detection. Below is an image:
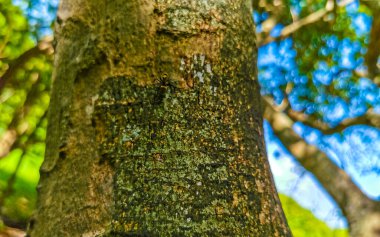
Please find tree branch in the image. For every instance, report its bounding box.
[265,96,380,134]
[257,0,354,46]
[0,36,53,93]
[287,107,380,133]
[0,224,25,237]
[0,110,47,231]
[0,75,45,159]
[263,98,378,223]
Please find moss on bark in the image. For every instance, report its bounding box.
[30,0,292,236]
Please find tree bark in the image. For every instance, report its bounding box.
[29,0,291,236]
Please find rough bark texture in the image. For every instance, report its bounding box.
[29,0,291,236]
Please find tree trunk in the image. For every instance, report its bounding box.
[29,0,291,236]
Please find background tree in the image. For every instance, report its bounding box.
[0,0,52,235]
[254,0,380,236]
[0,0,379,236]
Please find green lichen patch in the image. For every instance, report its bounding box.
[94,63,277,236]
